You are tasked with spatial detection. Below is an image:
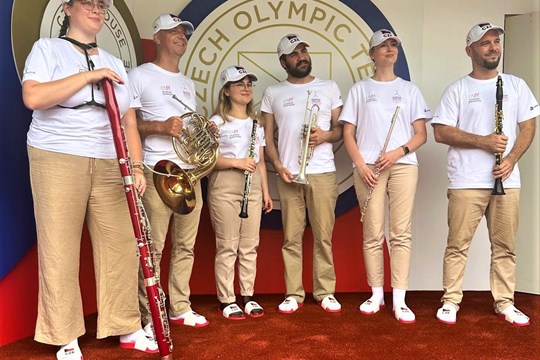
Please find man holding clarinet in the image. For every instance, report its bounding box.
[432,22,538,326]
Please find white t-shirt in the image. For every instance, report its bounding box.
[339,77,432,165]
[210,115,265,163]
[431,73,540,189]
[260,77,342,175]
[23,38,132,159]
[128,62,197,167]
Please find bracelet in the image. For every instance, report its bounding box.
[132,163,144,171]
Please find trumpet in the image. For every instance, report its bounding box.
[292,90,319,185]
[150,95,219,214]
[360,106,400,222]
[492,75,506,195]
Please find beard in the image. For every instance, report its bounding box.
[481,51,501,70]
[287,60,312,78]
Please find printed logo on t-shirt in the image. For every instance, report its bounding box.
[223,128,241,140]
[312,92,322,106]
[283,97,295,107]
[392,90,402,103]
[468,92,481,103]
[365,94,377,103]
[183,86,192,100]
[161,85,173,96]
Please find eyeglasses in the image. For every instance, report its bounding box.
[78,0,109,14]
[230,83,255,90]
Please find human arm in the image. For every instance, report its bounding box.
[493,118,536,181]
[123,108,147,195]
[376,119,428,173]
[258,146,273,214]
[262,111,293,183]
[22,69,124,111]
[309,106,343,146]
[342,122,378,188]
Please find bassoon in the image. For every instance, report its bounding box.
[102,79,173,359]
[492,75,506,195]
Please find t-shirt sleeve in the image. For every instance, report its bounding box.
[330,81,343,109]
[22,39,55,84]
[260,86,274,114]
[339,85,359,126]
[517,78,540,122]
[409,84,432,123]
[127,67,143,109]
[432,83,460,127]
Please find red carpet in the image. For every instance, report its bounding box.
[1,291,538,359]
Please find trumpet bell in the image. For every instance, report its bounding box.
[153,160,196,214]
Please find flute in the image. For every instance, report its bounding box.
[239,119,258,218]
[102,79,173,359]
[360,106,400,222]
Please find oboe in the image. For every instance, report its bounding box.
[102,79,173,359]
[360,106,400,222]
[239,119,258,218]
[492,75,506,195]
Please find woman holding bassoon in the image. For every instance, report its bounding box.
[207,66,272,320]
[21,0,157,358]
[339,29,431,324]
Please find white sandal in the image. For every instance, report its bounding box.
[244,300,265,318]
[359,298,385,315]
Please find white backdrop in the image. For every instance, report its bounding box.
[124,0,540,292]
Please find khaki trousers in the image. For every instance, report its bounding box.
[277,172,338,303]
[138,168,202,323]
[28,146,140,345]
[207,169,262,304]
[442,189,520,313]
[353,164,418,289]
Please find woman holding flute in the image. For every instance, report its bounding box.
[339,29,431,324]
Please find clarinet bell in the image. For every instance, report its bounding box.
[492,178,506,195]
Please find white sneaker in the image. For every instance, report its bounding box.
[359,298,385,315]
[319,295,342,313]
[278,296,303,314]
[56,345,83,360]
[498,306,530,327]
[394,306,416,324]
[436,304,457,325]
[143,322,155,340]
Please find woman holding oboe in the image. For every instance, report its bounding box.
[207,65,272,320]
[21,1,156,358]
[339,29,430,324]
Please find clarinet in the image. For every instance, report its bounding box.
[360,106,400,222]
[492,75,506,195]
[101,79,173,359]
[239,119,258,218]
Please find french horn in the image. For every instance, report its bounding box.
[153,95,219,214]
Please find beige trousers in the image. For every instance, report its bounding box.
[441,189,520,313]
[28,146,140,345]
[207,169,262,304]
[353,164,418,289]
[138,168,202,323]
[277,172,338,303]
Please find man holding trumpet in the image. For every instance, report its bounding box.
[261,33,343,314]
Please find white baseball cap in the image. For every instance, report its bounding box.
[152,14,194,35]
[277,34,310,57]
[369,29,402,49]
[220,66,258,86]
[466,22,504,46]
[63,0,113,6]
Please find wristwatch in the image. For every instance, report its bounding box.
[401,145,410,155]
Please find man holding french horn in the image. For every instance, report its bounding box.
[432,22,538,326]
[261,34,344,314]
[128,13,211,333]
